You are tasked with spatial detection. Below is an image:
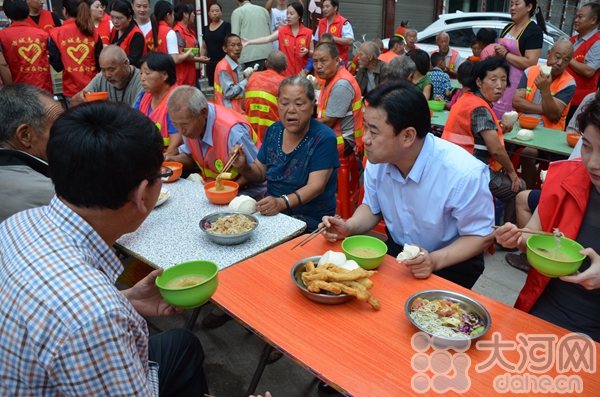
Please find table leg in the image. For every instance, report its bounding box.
[245,342,274,397]
[186,306,202,330]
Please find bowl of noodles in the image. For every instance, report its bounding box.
[199,211,258,245]
[526,234,585,277]
[405,290,491,342]
[155,260,219,309]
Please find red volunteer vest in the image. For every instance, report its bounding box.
[26,10,56,33]
[50,20,99,97]
[523,64,574,130]
[173,21,197,86]
[348,53,359,75]
[214,57,244,114]
[145,21,171,53]
[110,24,146,58]
[278,24,312,77]
[244,69,285,142]
[566,32,600,106]
[318,13,350,65]
[96,19,111,45]
[138,84,178,147]
[442,91,504,172]
[430,48,459,71]
[0,21,53,93]
[185,103,255,181]
[514,160,590,312]
[316,67,363,157]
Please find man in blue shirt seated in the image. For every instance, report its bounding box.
[321,81,495,289]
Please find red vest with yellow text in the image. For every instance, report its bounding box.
[278,24,312,77]
[50,20,99,97]
[318,13,350,65]
[244,69,285,142]
[442,91,504,172]
[316,67,363,157]
[137,84,178,148]
[185,103,256,181]
[110,24,146,58]
[145,21,171,53]
[523,65,574,130]
[566,32,600,106]
[514,160,590,312]
[26,10,56,33]
[0,21,53,93]
[214,57,244,114]
[173,21,197,86]
[96,19,111,45]
[430,48,459,71]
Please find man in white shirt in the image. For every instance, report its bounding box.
[132,0,151,36]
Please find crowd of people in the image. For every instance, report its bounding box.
[1,0,600,395]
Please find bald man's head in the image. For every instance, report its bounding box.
[266,50,287,74]
[99,45,132,89]
[547,39,574,77]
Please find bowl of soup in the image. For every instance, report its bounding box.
[342,235,388,270]
[204,180,239,205]
[162,161,183,182]
[526,235,586,278]
[566,132,581,148]
[155,260,219,309]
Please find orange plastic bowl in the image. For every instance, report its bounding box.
[566,132,581,148]
[204,180,239,205]
[519,115,539,130]
[162,161,183,183]
[85,91,109,101]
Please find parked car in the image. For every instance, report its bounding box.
[384,12,570,65]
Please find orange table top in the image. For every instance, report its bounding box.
[212,236,600,396]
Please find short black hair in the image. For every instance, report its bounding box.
[139,52,177,86]
[430,52,445,68]
[3,0,30,20]
[457,61,476,87]
[47,102,163,210]
[476,28,497,48]
[407,49,430,76]
[223,33,241,47]
[468,57,511,93]
[365,81,430,139]
[388,36,404,50]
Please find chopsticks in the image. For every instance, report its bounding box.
[291,215,341,250]
[492,225,555,236]
[218,144,243,178]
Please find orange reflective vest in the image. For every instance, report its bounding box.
[96,19,111,45]
[566,32,600,106]
[430,48,459,71]
[316,67,363,157]
[347,53,359,75]
[26,10,56,33]
[214,57,244,114]
[145,21,171,53]
[173,21,197,86]
[110,23,146,58]
[244,69,285,142]
[278,24,312,77]
[0,21,53,93]
[49,20,99,97]
[442,91,504,172]
[138,84,178,147]
[318,13,350,65]
[378,50,398,64]
[523,64,574,131]
[185,103,257,181]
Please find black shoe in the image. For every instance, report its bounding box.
[201,312,233,328]
[318,380,342,395]
[266,349,283,365]
[506,253,531,273]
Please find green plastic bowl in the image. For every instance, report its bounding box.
[155,260,219,309]
[526,235,585,278]
[341,235,388,270]
[184,47,199,56]
[427,100,445,112]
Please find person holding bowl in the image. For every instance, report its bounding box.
[232,75,339,232]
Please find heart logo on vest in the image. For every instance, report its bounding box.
[18,44,42,65]
[66,44,90,65]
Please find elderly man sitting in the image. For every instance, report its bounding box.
[387,55,415,82]
[512,39,576,188]
[355,41,388,96]
[431,32,462,78]
[70,45,144,107]
[378,36,404,63]
[0,83,63,222]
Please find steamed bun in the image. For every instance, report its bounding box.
[396,244,421,262]
[501,111,518,128]
[516,128,534,141]
[540,65,552,76]
[228,195,256,213]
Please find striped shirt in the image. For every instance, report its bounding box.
[0,197,159,396]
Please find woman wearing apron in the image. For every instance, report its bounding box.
[493,0,545,119]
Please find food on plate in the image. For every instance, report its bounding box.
[516,128,534,141]
[540,64,552,76]
[157,192,169,202]
[318,250,360,270]
[409,297,485,338]
[228,195,257,213]
[347,247,382,258]
[165,275,207,289]
[187,173,204,185]
[301,260,380,309]
[501,111,518,128]
[204,214,256,235]
[396,244,421,262]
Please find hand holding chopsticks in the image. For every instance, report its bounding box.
[492,225,555,236]
[219,144,244,178]
[291,215,342,250]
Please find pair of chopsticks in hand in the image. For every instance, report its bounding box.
[218,144,244,179]
[492,225,555,236]
[291,215,341,250]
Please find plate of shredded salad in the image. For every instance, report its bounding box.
[405,290,491,340]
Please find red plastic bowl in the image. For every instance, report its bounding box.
[519,115,539,130]
[204,180,239,205]
[162,161,183,183]
[566,133,581,148]
[85,91,109,101]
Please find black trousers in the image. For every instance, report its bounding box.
[385,228,484,290]
[148,328,209,397]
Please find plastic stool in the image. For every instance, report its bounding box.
[336,153,361,219]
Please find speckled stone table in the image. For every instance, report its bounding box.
[116,179,307,270]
